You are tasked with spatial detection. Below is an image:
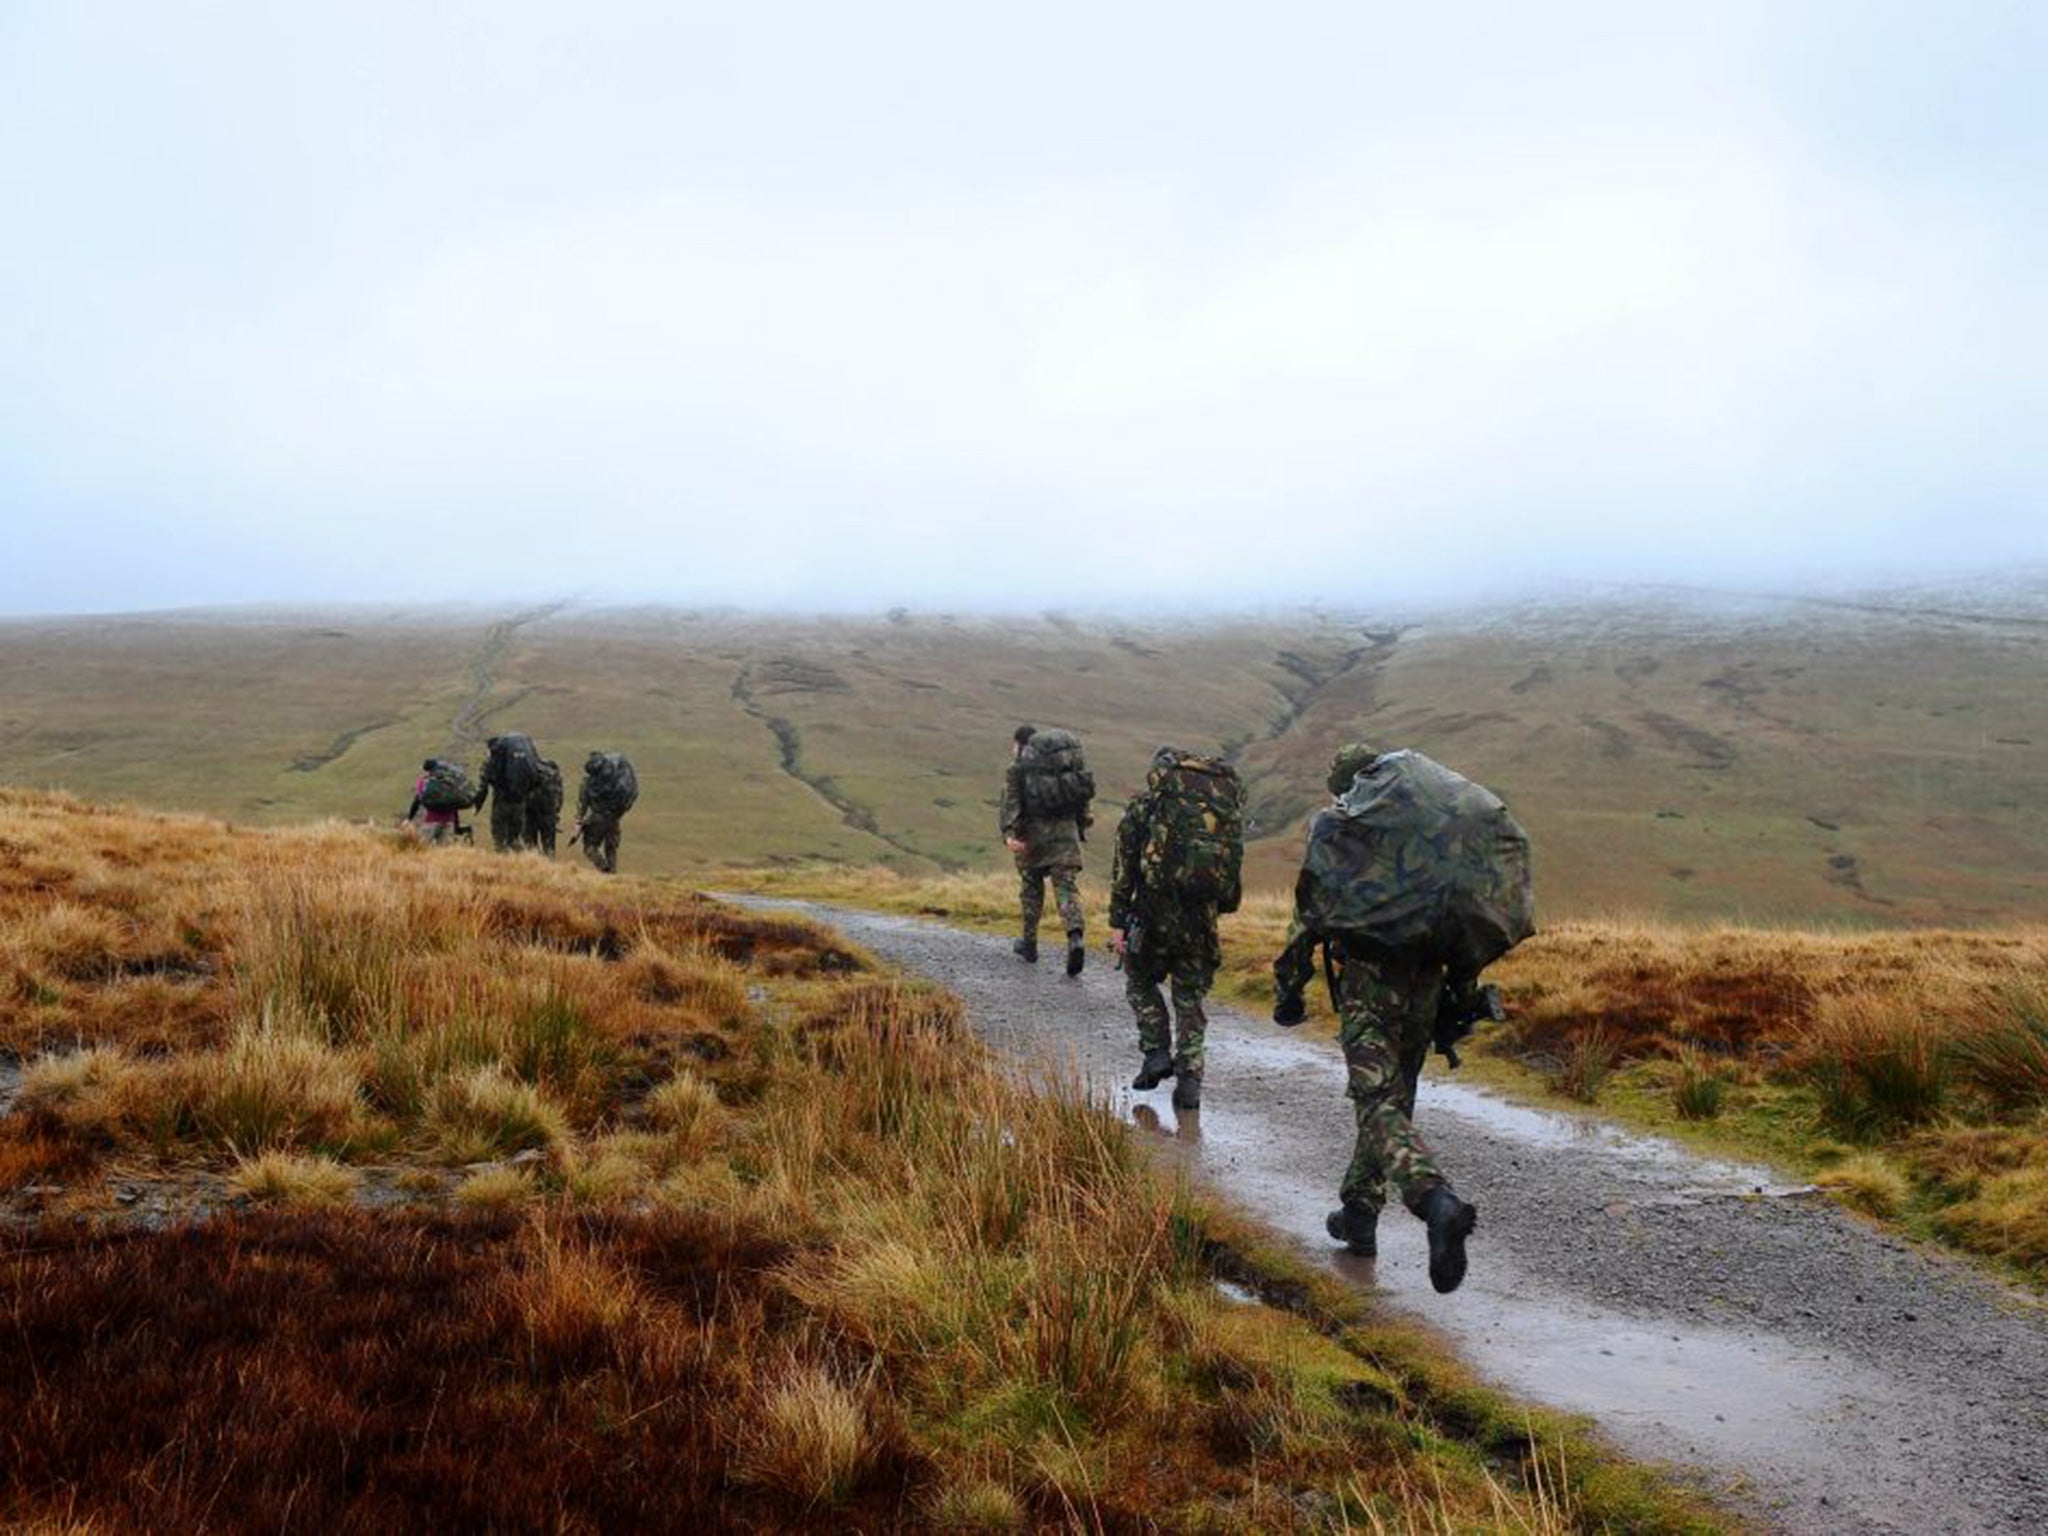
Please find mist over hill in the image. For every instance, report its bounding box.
[3,579,2044,924]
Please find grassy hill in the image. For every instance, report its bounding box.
[3,580,2045,923]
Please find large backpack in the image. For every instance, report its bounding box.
[1137,753,1245,914]
[1019,728,1095,821]
[1297,749,1534,973]
[489,733,544,799]
[583,752,639,817]
[419,759,476,812]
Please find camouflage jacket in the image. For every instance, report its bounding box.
[1108,789,1220,959]
[1000,763,1082,868]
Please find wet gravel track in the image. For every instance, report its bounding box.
[735,899,2048,1536]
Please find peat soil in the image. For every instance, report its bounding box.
[735,899,2048,1536]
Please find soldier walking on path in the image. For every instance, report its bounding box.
[1272,742,1533,1295]
[1001,725,1093,976]
[575,750,638,873]
[473,733,547,852]
[1108,746,1244,1111]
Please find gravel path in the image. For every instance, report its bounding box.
[736,899,2048,1536]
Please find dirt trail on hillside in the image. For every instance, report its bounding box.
[738,900,2048,1536]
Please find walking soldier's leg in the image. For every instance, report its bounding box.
[599,822,621,873]
[490,796,522,852]
[1125,952,1172,1059]
[1167,948,1217,1076]
[1017,865,1046,940]
[1050,864,1084,939]
[1337,959,1447,1214]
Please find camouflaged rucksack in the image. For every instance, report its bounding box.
[419,759,475,812]
[582,752,639,817]
[1138,753,1244,914]
[1019,728,1095,821]
[1298,750,1533,972]
[489,733,544,799]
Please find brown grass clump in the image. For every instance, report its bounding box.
[200,1025,366,1153]
[16,1048,145,1141]
[734,1360,888,1506]
[454,1165,536,1210]
[229,1150,361,1207]
[427,1067,569,1165]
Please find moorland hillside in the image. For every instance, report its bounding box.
[3,579,2044,923]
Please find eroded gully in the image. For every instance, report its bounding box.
[730,899,2048,1536]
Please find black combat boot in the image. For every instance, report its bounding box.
[1415,1184,1478,1294]
[1171,1070,1201,1110]
[1065,932,1085,977]
[1012,936,1038,963]
[1325,1203,1378,1257]
[1131,1049,1175,1090]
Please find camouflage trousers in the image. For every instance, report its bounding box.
[581,814,622,874]
[1125,941,1215,1075]
[529,807,559,857]
[1336,950,1448,1214]
[1017,862,1084,942]
[488,795,529,853]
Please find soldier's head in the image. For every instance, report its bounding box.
[1013,724,1036,759]
[1148,745,1183,787]
[1326,741,1380,796]
[586,751,606,771]
[421,758,437,772]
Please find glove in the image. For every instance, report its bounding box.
[1273,992,1307,1027]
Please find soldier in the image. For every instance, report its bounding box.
[1108,747,1244,1111]
[472,733,544,853]
[1000,724,1091,976]
[402,758,471,845]
[1273,742,1526,1296]
[529,759,564,857]
[576,750,638,874]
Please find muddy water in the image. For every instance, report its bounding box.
[736,899,2048,1536]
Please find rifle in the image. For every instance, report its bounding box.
[1112,917,1144,972]
[567,819,584,849]
[1433,982,1506,1070]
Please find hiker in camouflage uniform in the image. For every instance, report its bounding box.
[1001,725,1088,976]
[529,759,564,857]
[1109,746,1240,1112]
[472,735,532,852]
[576,751,634,873]
[1273,742,1482,1293]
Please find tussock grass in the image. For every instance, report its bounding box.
[1549,1028,1617,1103]
[1670,1049,1726,1120]
[735,1361,885,1506]
[454,1165,536,1209]
[427,1067,569,1165]
[1815,1153,1913,1219]
[643,1069,722,1155]
[229,1150,361,1207]
[201,1022,366,1153]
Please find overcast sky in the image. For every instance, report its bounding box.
[2,2,2043,616]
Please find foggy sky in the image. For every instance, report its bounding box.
[3,2,2044,617]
